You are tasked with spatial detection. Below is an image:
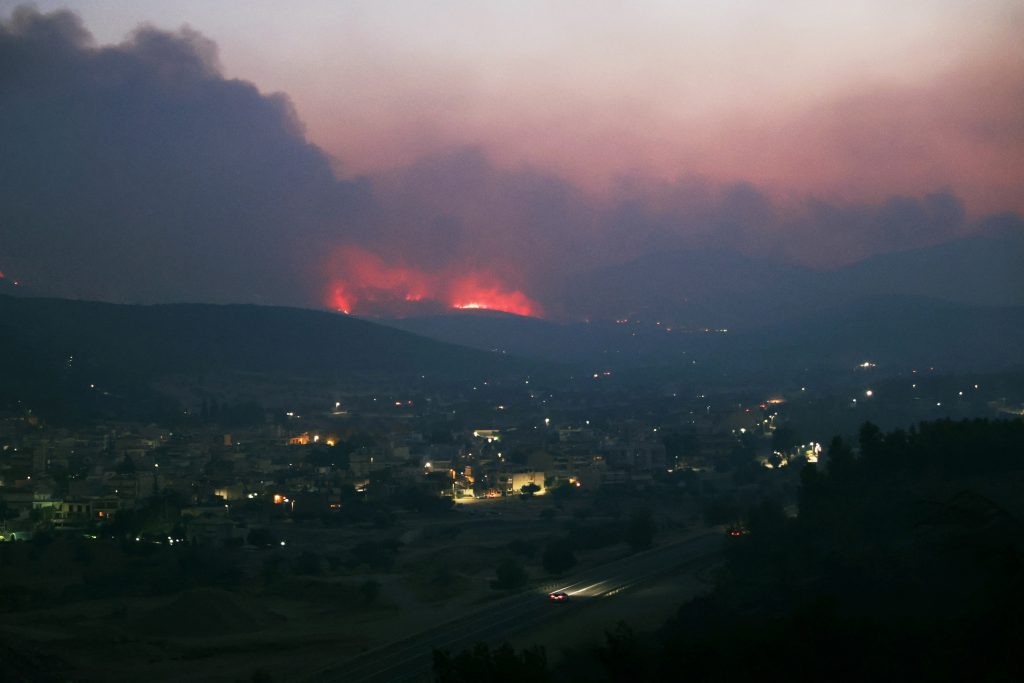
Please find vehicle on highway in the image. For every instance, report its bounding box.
[548,591,570,603]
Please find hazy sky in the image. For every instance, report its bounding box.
[1,2,1021,317]
[9,1,1022,206]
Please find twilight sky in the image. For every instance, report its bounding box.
[1,2,1021,318]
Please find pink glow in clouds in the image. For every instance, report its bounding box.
[5,2,1022,314]
[24,1,1024,214]
[283,2,1024,216]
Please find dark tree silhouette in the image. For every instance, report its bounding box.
[491,559,528,590]
[541,540,576,574]
[625,508,656,551]
[433,642,549,683]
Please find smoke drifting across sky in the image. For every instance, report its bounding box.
[0,5,1021,319]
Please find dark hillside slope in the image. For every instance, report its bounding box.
[0,296,536,394]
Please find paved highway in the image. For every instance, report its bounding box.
[304,531,723,683]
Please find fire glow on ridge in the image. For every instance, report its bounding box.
[325,246,542,318]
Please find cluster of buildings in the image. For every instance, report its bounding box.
[0,385,792,547]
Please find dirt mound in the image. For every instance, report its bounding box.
[129,589,277,638]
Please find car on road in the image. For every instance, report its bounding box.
[548,591,570,603]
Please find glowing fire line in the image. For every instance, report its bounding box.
[325,246,542,317]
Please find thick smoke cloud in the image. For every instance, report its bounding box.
[0,7,366,306]
[362,149,594,290]
[364,152,974,275]
[1,7,1018,320]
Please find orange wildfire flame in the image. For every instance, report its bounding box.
[325,246,542,317]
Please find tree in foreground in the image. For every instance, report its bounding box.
[433,642,549,683]
[541,539,576,574]
[491,558,528,590]
[625,508,655,551]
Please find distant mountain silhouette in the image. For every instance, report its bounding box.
[708,295,1024,377]
[384,309,584,360]
[385,310,700,366]
[561,248,821,328]
[558,228,1024,327]
[823,229,1024,307]
[385,297,1024,375]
